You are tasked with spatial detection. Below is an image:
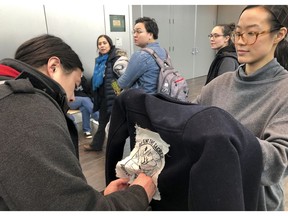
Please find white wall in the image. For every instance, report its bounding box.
[44,3,106,79]
[104,5,133,58]
[0,1,132,80]
[0,2,47,59]
[0,3,247,80]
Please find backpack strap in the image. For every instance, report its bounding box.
[142,47,170,68]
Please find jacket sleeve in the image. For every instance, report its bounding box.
[258,108,288,186]
[117,51,148,89]
[105,89,130,184]
[0,90,149,210]
[113,56,129,77]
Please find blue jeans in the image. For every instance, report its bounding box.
[68,96,99,133]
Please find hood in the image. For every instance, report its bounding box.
[0,58,69,113]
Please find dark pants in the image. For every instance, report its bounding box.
[90,98,110,150]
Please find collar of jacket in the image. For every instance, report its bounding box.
[107,46,119,61]
[217,44,236,55]
[0,58,69,113]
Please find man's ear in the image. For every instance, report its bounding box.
[47,56,61,78]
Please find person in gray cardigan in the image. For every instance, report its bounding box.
[0,34,155,210]
[194,5,288,210]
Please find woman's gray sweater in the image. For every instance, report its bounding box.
[194,58,288,210]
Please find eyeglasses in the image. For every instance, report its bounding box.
[208,34,225,39]
[132,29,146,34]
[231,29,278,45]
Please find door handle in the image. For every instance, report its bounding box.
[191,48,199,55]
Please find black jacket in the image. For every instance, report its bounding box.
[106,89,263,211]
[205,44,239,85]
[93,46,121,114]
[75,75,92,98]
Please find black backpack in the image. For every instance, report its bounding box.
[142,48,189,102]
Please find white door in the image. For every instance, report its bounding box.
[132,5,217,79]
[138,5,196,79]
[170,5,196,79]
[193,5,217,78]
[140,5,171,53]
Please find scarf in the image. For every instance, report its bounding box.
[92,54,109,90]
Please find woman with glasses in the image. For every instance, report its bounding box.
[117,17,166,93]
[194,5,288,210]
[205,23,239,85]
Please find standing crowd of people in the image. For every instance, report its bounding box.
[0,4,288,211]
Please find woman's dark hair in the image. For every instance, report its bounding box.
[217,23,235,45]
[135,17,159,39]
[275,39,288,70]
[97,34,113,49]
[241,5,287,32]
[97,34,114,53]
[15,34,83,72]
[240,5,288,53]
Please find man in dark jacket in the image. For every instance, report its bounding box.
[0,34,155,210]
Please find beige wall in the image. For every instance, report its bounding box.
[0,4,247,79]
[217,5,246,25]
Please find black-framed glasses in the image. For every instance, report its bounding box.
[208,34,225,39]
[231,29,278,45]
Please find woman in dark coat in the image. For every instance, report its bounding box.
[84,35,124,151]
[205,23,239,85]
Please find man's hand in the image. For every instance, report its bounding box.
[104,178,129,195]
[130,173,156,202]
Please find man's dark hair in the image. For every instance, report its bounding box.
[135,17,159,39]
[15,34,83,72]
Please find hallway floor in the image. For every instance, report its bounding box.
[78,75,288,210]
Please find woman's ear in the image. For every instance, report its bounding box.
[274,27,287,44]
[224,35,230,44]
[47,56,61,78]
